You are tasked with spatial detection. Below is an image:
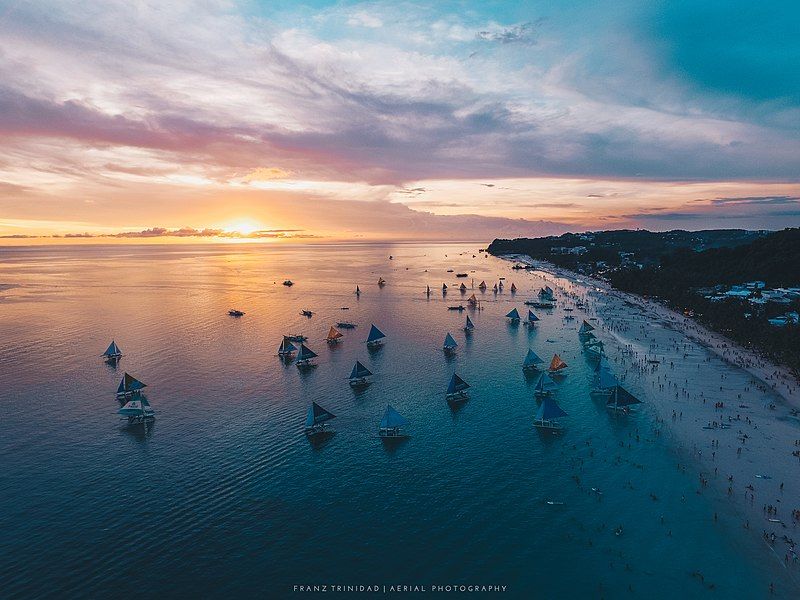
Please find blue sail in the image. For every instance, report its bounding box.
[506,308,520,320]
[366,324,386,342]
[527,310,539,322]
[447,373,470,394]
[465,315,474,329]
[103,341,121,357]
[380,405,408,428]
[579,320,595,334]
[349,360,372,379]
[306,402,336,427]
[279,337,297,353]
[535,372,558,392]
[523,349,544,367]
[297,344,318,361]
[596,366,618,389]
[117,372,146,394]
[607,386,642,408]
[443,332,458,349]
[535,396,568,420]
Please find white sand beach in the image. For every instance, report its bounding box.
[503,254,800,586]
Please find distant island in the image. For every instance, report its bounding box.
[488,228,800,374]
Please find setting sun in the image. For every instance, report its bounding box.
[223,218,264,236]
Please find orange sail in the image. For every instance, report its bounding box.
[549,353,567,371]
[326,326,343,341]
[467,293,477,305]
[478,281,487,290]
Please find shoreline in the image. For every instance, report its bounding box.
[499,253,800,590]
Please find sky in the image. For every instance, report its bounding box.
[1,0,799,242]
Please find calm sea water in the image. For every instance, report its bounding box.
[0,243,789,598]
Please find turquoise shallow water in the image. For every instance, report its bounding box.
[0,243,790,598]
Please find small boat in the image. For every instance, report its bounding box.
[349,360,373,386]
[118,397,155,424]
[446,269,454,273]
[336,321,357,329]
[378,405,409,438]
[447,305,465,311]
[548,353,568,374]
[478,281,487,290]
[524,310,539,326]
[442,283,448,294]
[445,373,470,403]
[563,307,574,312]
[533,396,567,431]
[443,332,458,353]
[325,326,343,344]
[286,334,307,342]
[563,314,575,321]
[464,315,475,332]
[295,343,318,368]
[102,340,122,361]
[366,324,386,347]
[278,336,297,356]
[300,309,314,317]
[522,349,544,372]
[525,300,554,309]
[116,373,146,399]
[283,280,294,286]
[534,372,558,399]
[606,385,642,411]
[493,283,498,293]
[356,285,361,296]
[305,401,336,436]
[498,281,504,291]
[456,273,468,278]
[378,277,386,287]
[228,309,245,317]
[506,308,521,322]
[510,283,517,293]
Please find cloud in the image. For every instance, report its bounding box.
[476,22,538,45]
[704,195,800,206]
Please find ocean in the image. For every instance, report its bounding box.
[0,243,790,598]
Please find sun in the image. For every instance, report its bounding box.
[224,218,263,236]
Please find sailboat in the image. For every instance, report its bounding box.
[349,360,373,386]
[442,283,448,294]
[116,373,146,399]
[278,336,297,356]
[325,326,344,344]
[356,285,361,296]
[366,324,386,347]
[584,339,604,359]
[493,283,498,293]
[506,307,521,322]
[443,332,458,353]
[534,372,559,399]
[539,286,554,301]
[464,315,475,332]
[305,401,336,436]
[606,385,642,412]
[533,396,568,431]
[426,285,431,297]
[524,310,539,326]
[296,343,318,368]
[510,283,517,293]
[498,281,504,291]
[445,373,470,402]
[467,293,478,306]
[591,359,619,398]
[378,405,409,438]
[378,277,386,287]
[478,281,487,291]
[523,349,544,372]
[102,340,122,361]
[578,320,595,339]
[118,396,154,424]
[548,353,568,374]
[459,283,467,293]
